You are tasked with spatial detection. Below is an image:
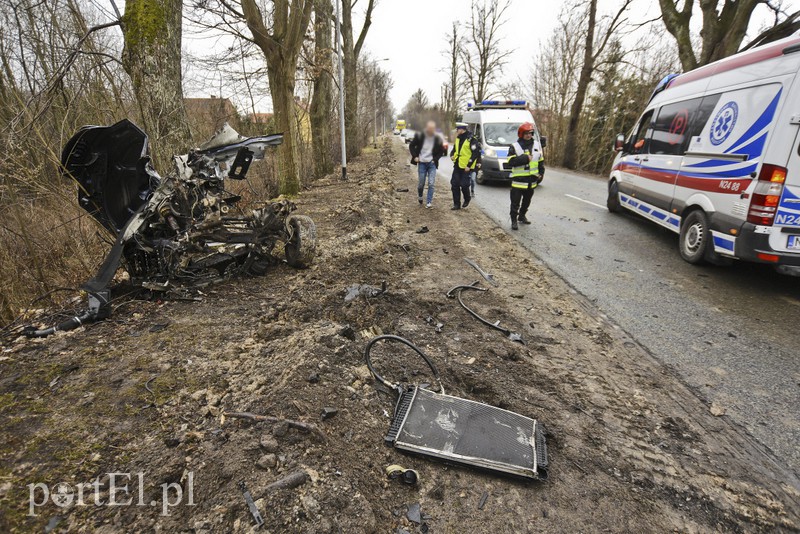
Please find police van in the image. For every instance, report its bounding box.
[608,34,800,273]
[462,100,546,184]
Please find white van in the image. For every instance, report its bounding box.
[608,34,800,273]
[462,101,546,184]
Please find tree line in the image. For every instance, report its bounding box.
[400,0,797,175]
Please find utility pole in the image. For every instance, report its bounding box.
[335,0,347,180]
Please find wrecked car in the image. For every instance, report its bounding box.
[24,119,315,337]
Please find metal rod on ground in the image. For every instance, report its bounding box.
[335,0,347,181]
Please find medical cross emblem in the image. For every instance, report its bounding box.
[710,101,738,146]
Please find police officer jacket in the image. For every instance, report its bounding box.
[450,131,481,171]
[506,137,545,189]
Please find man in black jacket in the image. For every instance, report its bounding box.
[409,121,446,208]
[506,122,544,230]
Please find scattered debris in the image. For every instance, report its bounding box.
[425,316,444,333]
[344,281,388,302]
[262,470,310,494]
[446,282,525,344]
[320,407,338,420]
[44,516,62,533]
[406,502,422,524]
[464,257,499,287]
[386,464,419,486]
[148,321,170,333]
[415,226,429,234]
[224,412,326,441]
[478,491,489,510]
[710,403,726,417]
[365,335,548,480]
[396,188,410,192]
[238,481,265,528]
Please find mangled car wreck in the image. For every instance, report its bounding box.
[24,119,316,337]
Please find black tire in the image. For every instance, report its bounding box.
[475,171,487,185]
[679,210,712,264]
[285,215,317,269]
[607,180,622,213]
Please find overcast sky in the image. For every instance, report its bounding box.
[184,0,799,114]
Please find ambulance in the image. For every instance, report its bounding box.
[462,100,546,184]
[608,34,800,274]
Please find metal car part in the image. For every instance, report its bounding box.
[365,335,547,481]
[446,282,525,344]
[24,120,316,338]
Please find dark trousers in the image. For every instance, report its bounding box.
[451,167,471,208]
[510,187,535,221]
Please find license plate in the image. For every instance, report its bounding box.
[788,235,800,250]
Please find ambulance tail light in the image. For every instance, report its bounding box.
[747,164,787,225]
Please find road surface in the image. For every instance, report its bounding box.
[425,147,800,477]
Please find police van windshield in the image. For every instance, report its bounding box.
[483,123,524,147]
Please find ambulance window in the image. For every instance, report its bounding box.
[687,94,722,139]
[630,110,654,154]
[649,98,702,155]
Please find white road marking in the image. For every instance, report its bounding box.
[565,193,605,210]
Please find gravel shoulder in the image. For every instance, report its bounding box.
[1,139,798,533]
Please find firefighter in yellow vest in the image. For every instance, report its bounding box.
[506,122,544,230]
[449,122,481,210]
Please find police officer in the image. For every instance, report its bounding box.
[506,122,544,230]
[450,122,481,210]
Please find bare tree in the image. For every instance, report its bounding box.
[562,0,632,169]
[341,0,376,157]
[310,0,334,178]
[240,0,313,195]
[658,0,790,72]
[459,0,511,103]
[441,22,463,129]
[122,0,191,168]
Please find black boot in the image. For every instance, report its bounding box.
[519,215,531,224]
[511,220,519,230]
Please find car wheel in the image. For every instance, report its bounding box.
[476,171,486,185]
[285,215,317,268]
[607,180,622,213]
[679,210,711,264]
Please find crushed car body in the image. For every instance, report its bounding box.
[24,119,316,337]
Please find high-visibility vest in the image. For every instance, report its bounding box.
[508,141,542,189]
[452,136,476,170]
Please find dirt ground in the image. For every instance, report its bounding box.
[1,139,798,533]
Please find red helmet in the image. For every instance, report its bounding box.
[518,122,535,137]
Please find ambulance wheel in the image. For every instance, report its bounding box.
[607,180,622,213]
[679,210,711,264]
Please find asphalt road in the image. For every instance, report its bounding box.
[424,147,800,478]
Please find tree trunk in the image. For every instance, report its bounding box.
[659,0,762,72]
[562,0,597,170]
[310,0,333,179]
[340,0,374,158]
[340,1,359,158]
[268,63,301,195]
[240,0,313,196]
[121,0,191,171]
